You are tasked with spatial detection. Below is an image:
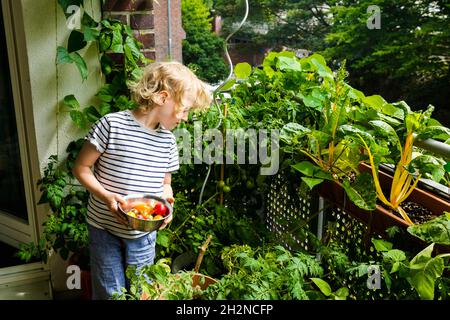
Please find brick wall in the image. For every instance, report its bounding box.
[102,0,185,62]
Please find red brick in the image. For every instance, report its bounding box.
[143,51,156,61]
[103,0,153,11]
[134,32,155,48]
[106,53,124,65]
[130,14,154,29]
[107,14,128,25]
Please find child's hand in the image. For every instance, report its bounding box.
[159,214,172,230]
[104,192,128,226]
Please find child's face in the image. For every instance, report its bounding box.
[157,93,195,130]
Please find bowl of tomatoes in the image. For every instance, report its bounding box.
[118,194,173,232]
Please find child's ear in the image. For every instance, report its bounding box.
[157,91,169,105]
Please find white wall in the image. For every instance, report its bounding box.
[21,0,103,292]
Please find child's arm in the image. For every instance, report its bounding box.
[72,141,128,225]
[162,172,175,204]
[159,172,174,230]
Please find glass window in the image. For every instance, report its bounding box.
[0,5,28,221]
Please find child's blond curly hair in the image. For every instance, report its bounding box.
[129,61,212,112]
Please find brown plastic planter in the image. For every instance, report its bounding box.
[318,162,450,237]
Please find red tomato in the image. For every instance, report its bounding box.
[154,202,167,216]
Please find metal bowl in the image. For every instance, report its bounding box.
[118,194,173,232]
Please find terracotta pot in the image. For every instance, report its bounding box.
[318,163,450,250]
[68,253,92,300]
[192,273,217,291]
[139,273,217,300]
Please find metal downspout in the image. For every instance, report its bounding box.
[167,0,172,59]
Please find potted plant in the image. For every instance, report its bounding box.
[17,151,92,299]
[317,105,450,239]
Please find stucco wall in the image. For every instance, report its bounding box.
[21,0,103,293]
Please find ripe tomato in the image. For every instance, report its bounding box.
[154,202,167,216]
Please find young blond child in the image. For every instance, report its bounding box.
[72,61,211,299]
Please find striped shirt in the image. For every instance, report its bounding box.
[85,109,179,239]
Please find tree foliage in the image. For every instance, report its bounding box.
[214,0,331,52]
[182,0,228,83]
[324,0,449,123]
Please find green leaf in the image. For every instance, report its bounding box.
[81,12,98,28]
[410,155,445,183]
[99,103,111,116]
[110,29,124,53]
[445,162,450,172]
[407,213,450,245]
[156,231,170,247]
[405,112,422,133]
[310,278,332,297]
[333,287,349,300]
[363,95,387,111]
[124,36,142,62]
[63,94,80,110]
[70,110,86,129]
[99,33,112,51]
[371,239,393,252]
[342,172,376,210]
[263,65,275,78]
[301,177,324,190]
[418,126,450,141]
[219,79,235,91]
[310,55,333,80]
[292,161,319,177]
[67,30,87,53]
[381,103,405,120]
[69,52,88,80]
[84,106,101,123]
[234,63,252,79]
[56,46,73,64]
[301,95,323,109]
[408,244,444,300]
[280,123,311,144]
[276,56,301,72]
[96,85,113,102]
[368,120,401,151]
[83,27,100,42]
[338,124,375,145]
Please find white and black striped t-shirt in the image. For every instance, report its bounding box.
[85,109,179,239]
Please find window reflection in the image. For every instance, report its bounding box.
[0,8,27,221]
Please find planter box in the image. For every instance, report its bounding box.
[318,163,450,250]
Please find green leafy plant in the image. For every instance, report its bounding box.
[202,244,342,300]
[18,154,89,265]
[113,258,205,300]
[371,239,450,300]
[408,212,450,245]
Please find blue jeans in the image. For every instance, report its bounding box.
[88,225,156,300]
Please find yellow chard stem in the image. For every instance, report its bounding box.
[328,142,334,167]
[399,175,421,204]
[359,136,391,207]
[391,167,409,203]
[397,206,414,225]
[392,174,412,207]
